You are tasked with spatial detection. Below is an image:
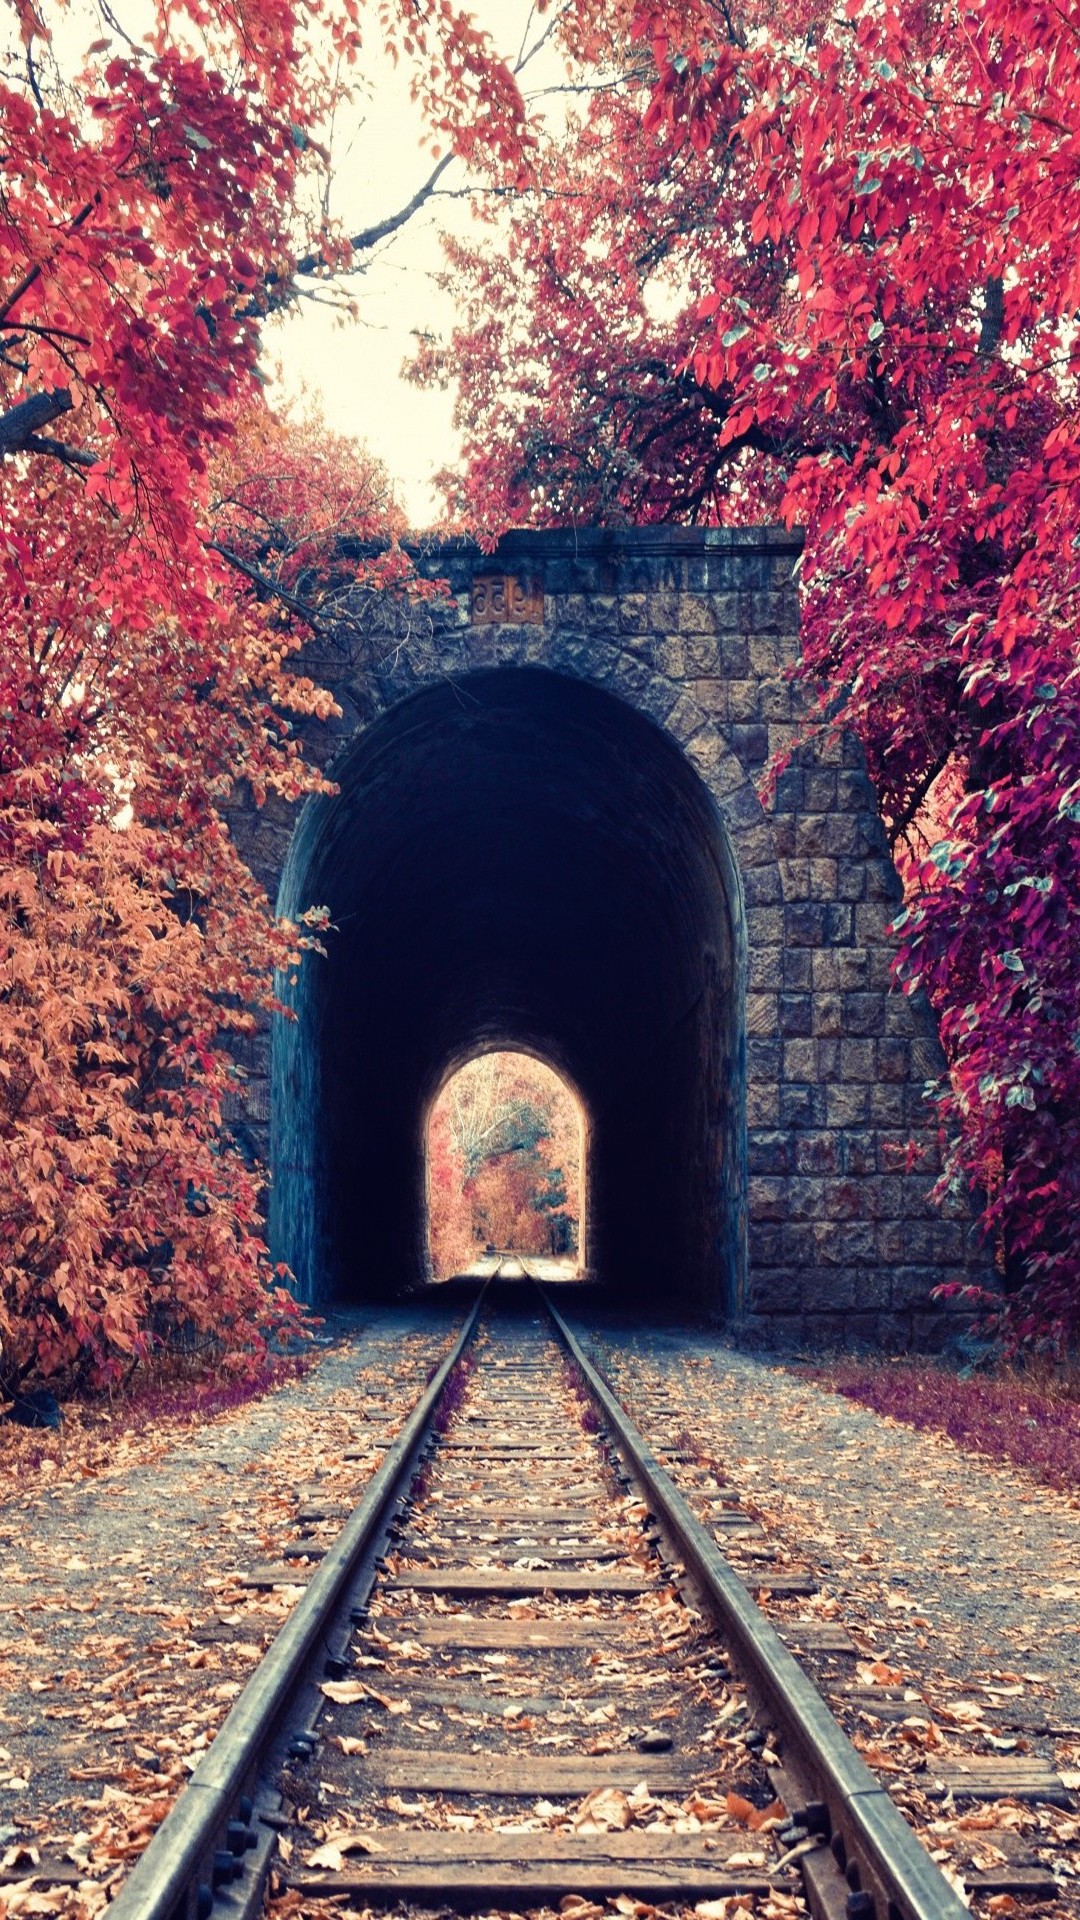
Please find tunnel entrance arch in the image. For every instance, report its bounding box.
[425,1047,587,1279]
[272,667,746,1319]
[228,527,979,1346]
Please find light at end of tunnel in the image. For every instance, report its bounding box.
[425,1049,587,1282]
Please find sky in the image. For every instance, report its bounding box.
[269,2,557,529]
[25,0,559,527]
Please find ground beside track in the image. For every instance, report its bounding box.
[0,1305,463,1909]
[582,1316,1080,1913]
[583,1320,1080,1719]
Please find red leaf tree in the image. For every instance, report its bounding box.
[0,0,530,1387]
[422,0,1080,1345]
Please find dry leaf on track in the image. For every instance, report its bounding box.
[570,1786,633,1833]
[303,1829,383,1868]
[318,1678,410,1711]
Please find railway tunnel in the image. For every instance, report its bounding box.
[271,667,744,1319]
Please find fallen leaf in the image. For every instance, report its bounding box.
[725,1791,758,1826]
[571,1786,633,1833]
[304,1841,345,1871]
[303,1829,383,1868]
[0,1848,40,1871]
[318,1679,367,1704]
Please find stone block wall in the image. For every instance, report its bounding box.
[226,525,979,1347]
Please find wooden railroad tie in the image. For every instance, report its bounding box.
[356,1747,703,1794]
[285,1829,785,1901]
[925,1756,1071,1805]
[383,1566,655,1596]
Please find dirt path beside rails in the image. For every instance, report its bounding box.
[583,1323,1080,1721]
[0,1305,463,1910]
[578,1319,1080,1913]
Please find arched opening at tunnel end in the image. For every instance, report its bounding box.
[424,1048,588,1282]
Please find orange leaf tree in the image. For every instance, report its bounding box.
[427,1054,582,1277]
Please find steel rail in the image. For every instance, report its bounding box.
[541,1288,969,1920]
[107,1288,486,1920]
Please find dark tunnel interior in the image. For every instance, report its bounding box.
[271,669,746,1317]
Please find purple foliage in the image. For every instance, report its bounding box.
[118,1354,313,1435]
[432,1352,473,1435]
[8,1353,314,1476]
[814,1360,1080,1494]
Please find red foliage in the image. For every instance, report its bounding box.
[427,1103,478,1279]
[0,0,529,1388]
[425,0,1080,1346]
[0,406,376,1389]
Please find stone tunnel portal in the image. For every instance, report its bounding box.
[271,668,744,1318]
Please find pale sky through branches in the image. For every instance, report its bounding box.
[269,0,558,530]
[18,0,559,528]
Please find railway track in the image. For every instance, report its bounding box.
[107,1280,996,1920]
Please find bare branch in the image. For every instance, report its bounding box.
[22,432,96,469]
[524,78,630,98]
[294,155,456,280]
[887,745,953,851]
[25,44,45,113]
[0,387,73,445]
[515,0,571,73]
[208,539,324,629]
[0,199,98,328]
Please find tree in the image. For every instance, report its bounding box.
[427,1052,581,1274]
[0,401,402,1388]
[424,0,1080,1346]
[0,0,532,1386]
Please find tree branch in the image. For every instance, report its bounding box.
[22,432,96,469]
[0,387,74,451]
[208,540,324,628]
[0,199,98,328]
[887,743,953,849]
[294,155,456,279]
[0,388,95,470]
